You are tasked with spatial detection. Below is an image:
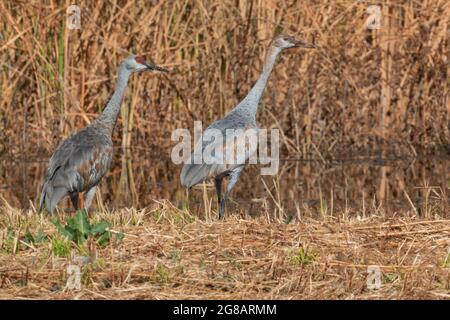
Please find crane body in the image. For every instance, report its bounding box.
[39,55,168,214]
[181,35,315,219]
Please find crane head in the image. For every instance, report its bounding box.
[273,34,315,49]
[124,55,169,73]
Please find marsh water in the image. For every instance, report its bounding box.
[1,148,450,219]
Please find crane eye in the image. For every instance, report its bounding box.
[135,56,146,64]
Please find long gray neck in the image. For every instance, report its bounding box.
[95,64,132,134]
[233,46,282,118]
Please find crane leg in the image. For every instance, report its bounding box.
[84,186,97,213]
[214,177,223,219]
[220,166,244,219]
[69,192,80,211]
[79,194,85,211]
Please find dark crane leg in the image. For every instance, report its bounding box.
[219,166,244,219]
[214,177,223,219]
[69,186,97,214]
[69,192,80,211]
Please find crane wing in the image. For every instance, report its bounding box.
[39,130,113,212]
[47,142,112,191]
[180,122,258,188]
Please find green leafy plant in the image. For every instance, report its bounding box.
[289,246,315,267]
[383,273,399,283]
[24,228,48,245]
[284,215,294,224]
[156,264,170,284]
[51,210,122,246]
[442,252,450,268]
[168,249,181,263]
[1,228,16,253]
[52,236,71,257]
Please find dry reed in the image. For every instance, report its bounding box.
[0,0,449,209]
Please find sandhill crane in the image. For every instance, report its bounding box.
[39,55,168,214]
[180,35,315,219]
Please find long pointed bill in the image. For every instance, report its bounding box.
[292,39,316,49]
[145,62,169,73]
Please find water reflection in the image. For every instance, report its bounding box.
[1,149,449,219]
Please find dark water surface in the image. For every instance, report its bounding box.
[1,149,450,219]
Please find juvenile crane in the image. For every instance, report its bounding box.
[39,55,168,214]
[180,35,315,219]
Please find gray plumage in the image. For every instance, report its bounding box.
[181,35,315,219]
[39,55,168,214]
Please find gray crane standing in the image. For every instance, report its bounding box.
[39,55,168,214]
[180,35,315,219]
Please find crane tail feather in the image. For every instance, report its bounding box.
[181,163,215,189]
[38,181,49,213]
[38,180,67,215]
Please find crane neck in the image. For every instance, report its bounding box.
[95,64,132,134]
[233,46,282,119]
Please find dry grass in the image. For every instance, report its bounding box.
[0,201,449,299]
[0,1,449,299]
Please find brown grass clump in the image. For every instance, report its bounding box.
[0,202,448,299]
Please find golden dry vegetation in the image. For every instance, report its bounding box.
[0,202,449,299]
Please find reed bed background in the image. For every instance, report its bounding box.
[0,0,449,210]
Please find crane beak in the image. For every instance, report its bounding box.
[144,62,169,73]
[291,39,316,49]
